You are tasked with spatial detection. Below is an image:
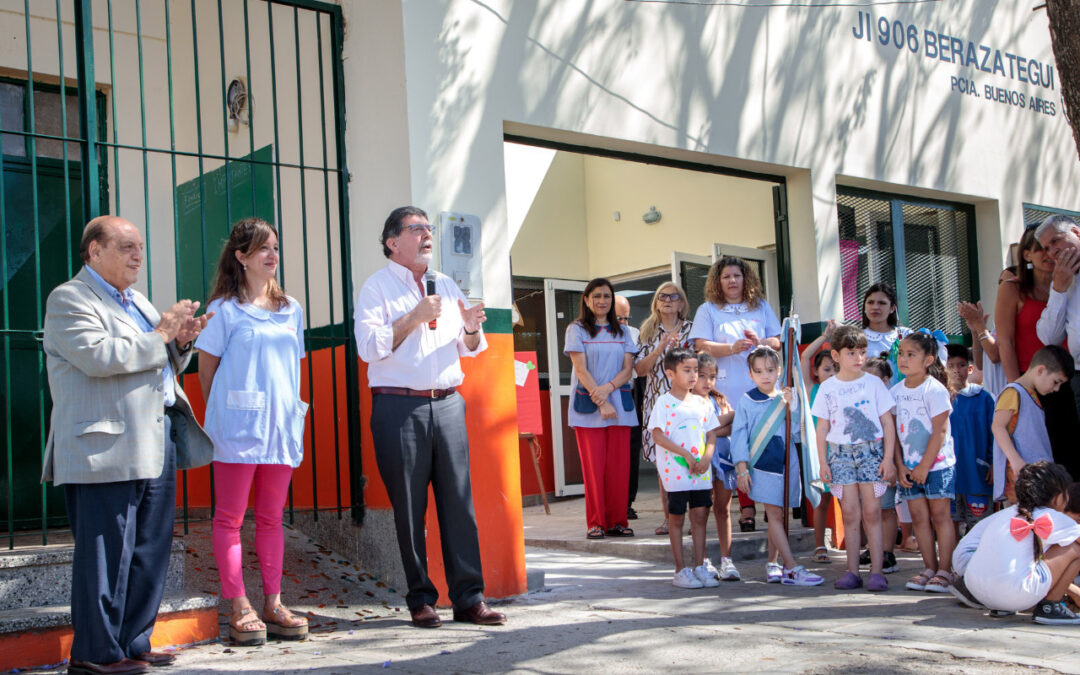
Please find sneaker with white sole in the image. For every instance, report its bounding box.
[766,562,783,583]
[881,551,899,574]
[701,558,720,581]
[1033,599,1080,625]
[781,565,825,587]
[949,576,986,610]
[673,567,704,589]
[693,564,720,588]
[718,556,741,581]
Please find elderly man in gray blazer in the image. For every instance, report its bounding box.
[42,215,213,675]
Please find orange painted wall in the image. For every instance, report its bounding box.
[358,334,527,602]
[180,334,527,601]
[178,345,354,512]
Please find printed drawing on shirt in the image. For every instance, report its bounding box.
[843,404,879,443]
[897,403,940,465]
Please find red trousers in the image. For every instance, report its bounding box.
[574,426,631,530]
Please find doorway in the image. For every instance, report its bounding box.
[506,137,788,501]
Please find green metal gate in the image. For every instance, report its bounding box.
[0,0,362,547]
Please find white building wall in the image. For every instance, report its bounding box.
[378,0,1078,320]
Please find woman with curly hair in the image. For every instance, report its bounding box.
[690,257,781,534]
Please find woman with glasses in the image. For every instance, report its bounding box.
[690,257,782,533]
[633,282,694,535]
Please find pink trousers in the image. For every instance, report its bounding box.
[211,461,294,599]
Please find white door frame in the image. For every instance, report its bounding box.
[670,250,711,288]
[713,243,780,311]
[543,278,588,497]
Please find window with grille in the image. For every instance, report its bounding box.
[837,189,977,338]
[1024,204,1080,228]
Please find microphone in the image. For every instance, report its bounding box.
[425,271,438,329]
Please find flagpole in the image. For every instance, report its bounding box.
[783,316,796,539]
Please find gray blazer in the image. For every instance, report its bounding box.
[41,267,213,485]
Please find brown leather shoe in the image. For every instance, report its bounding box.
[135,651,176,667]
[68,658,150,674]
[452,601,506,625]
[409,604,442,628]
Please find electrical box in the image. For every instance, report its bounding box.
[437,211,483,300]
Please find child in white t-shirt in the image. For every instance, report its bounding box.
[953,462,1080,624]
[811,325,897,592]
[648,348,720,589]
[892,331,957,595]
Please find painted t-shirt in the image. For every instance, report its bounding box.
[890,376,955,471]
[647,392,719,492]
[810,372,895,445]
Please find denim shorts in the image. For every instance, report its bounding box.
[880,485,897,510]
[899,465,956,501]
[826,440,884,485]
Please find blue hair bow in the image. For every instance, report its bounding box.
[917,328,948,345]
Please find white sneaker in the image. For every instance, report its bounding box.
[673,567,704,589]
[781,565,825,587]
[693,564,720,587]
[766,562,783,583]
[718,556,741,581]
[701,557,720,581]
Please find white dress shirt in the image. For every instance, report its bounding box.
[354,260,486,389]
[1035,276,1080,368]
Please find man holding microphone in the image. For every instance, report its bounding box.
[353,206,505,628]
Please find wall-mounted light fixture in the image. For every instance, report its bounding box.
[643,206,661,224]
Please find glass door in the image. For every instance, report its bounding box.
[543,278,587,496]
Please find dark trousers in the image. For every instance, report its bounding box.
[1045,375,1080,481]
[628,377,645,508]
[64,435,176,663]
[370,392,484,611]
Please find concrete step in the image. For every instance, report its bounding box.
[0,539,185,611]
[0,593,219,672]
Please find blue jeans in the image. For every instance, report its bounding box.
[899,465,956,501]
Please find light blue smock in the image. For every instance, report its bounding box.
[687,300,781,407]
[564,321,638,428]
[195,296,309,467]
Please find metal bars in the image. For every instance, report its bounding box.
[0,0,358,547]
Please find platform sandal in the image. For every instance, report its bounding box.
[262,604,309,641]
[229,607,267,646]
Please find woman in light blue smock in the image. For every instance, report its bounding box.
[196,218,309,646]
[565,278,638,540]
[690,256,782,532]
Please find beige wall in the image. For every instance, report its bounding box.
[507,147,775,281]
[507,147,588,280]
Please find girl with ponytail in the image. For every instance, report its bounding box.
[953,462,1080,624]
[892,332,959,594]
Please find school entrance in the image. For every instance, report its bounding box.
[503,135,790,499]
[0,0,361,547]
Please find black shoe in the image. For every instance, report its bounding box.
[627,507,638,520]
[881,551,899,574]
[858,548,871,566]
[1033,599,1080,625]
[948,576,986,610]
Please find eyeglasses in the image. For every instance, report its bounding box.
[405,224,434,236]
[616,315,630,323]
[658,292,681,301]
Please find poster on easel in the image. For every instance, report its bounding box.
[514,351,542,436]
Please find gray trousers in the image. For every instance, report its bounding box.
[370,392,484,611]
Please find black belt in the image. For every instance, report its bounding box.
[371,386,457,399]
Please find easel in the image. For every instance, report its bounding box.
[519,433,551,515]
